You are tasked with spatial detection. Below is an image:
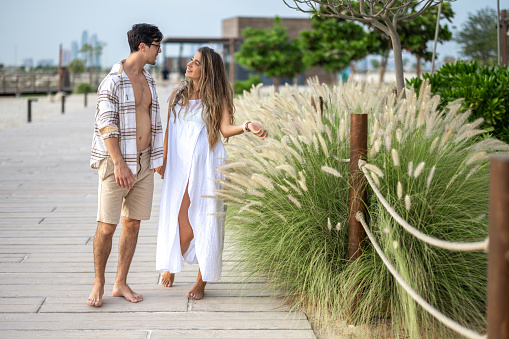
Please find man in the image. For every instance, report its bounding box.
[87,23,164,307]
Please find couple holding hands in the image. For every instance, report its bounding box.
[87,23,267,307]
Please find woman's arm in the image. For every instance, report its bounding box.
[219,102,268,139]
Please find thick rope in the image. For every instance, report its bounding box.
[355,211,486,339]
[358,159,488,252]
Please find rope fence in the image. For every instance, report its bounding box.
[353,158,490,338]
[355,211,486,339]
[358,159,489,252]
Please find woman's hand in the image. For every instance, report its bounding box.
[248,122,268,139]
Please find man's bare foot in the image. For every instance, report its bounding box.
[160,271,175,287]
[187,279,207,300]
[87,284,104,307]
[112,283,143,303]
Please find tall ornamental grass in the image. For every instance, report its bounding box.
[217,79,509,338]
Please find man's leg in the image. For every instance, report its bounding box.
[112,216,143,303]
[87,222,117,307]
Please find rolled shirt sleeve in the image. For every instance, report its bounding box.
[96,78,120,139]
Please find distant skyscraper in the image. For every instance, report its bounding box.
[81,30,89,62]
[62,49,71,66]
[90,34,99,67]
[71,41,79,61]
[22,58,34,70]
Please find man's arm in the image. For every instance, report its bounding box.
[104,137,136,189]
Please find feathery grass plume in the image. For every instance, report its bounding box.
[216,179,245,193]
[251,173,274,191]
[464,162,483,180]
[405,194,412,211]
[298,171,308,192]
[325,125,333,143]
[318,133,328,155]
[276,164,298,180]
[413,162,425,179]
[426,166,436,190]
[466,151,488,165]
[393,241,399,249]
[287,194,302,208]
[429,136,439,154]
[383,227,390,234]
[283,179,302,195]
[371,172,381,187]
[407,161,414,177]
[396,128,402,143]
[241,208,263,216]
[327,218,332,231]
[321,166,342,178]
[384,132,392,152]
[223,79,502,338]
[363,163,384,178]
[391,149,400,167]
[239,200,264,214]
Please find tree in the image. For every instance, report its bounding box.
[235,17,306,90]
[300,13,381,78]
[455,6,498,65]
[398,1,454,77]
[67,59,85,86]
[284,0,447,95]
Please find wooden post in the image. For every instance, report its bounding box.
[487,156,509,339]
[348,113,368,261]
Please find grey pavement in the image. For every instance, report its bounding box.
[0,106,315,338]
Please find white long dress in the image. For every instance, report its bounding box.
[156,99,226,282]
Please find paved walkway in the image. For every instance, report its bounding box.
[0,105,315,338]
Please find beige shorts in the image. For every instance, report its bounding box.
[97,147,154,225]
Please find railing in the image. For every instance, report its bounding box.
[347,113,508,339]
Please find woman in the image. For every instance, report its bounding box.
[155,46,268,300]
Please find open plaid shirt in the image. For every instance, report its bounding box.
[90,61,164,173]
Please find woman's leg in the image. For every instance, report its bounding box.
[161,183,194,288]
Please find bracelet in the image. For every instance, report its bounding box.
[242,121,251,132]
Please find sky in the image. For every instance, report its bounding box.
[0,0,505,68]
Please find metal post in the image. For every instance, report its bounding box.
[61,94,65,114]
[502,10,508,67]
[348,113,368,261]
[487,156,509,339]
[431,2,442,74]
[27,98,38,123]
[84,91,88,107]
[229,38,235,84]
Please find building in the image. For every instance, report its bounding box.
[161,16,336,85]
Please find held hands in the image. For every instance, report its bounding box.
[154,165,165,179]
[247,122,268,139]
[114,161,136,189]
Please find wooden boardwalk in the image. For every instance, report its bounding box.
[0,106,315,338]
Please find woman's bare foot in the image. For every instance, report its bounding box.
[187,278,207,300]
[87,284,104,307]
[161,271,175,287]
[112,283,143,303]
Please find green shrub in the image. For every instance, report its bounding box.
[234,74,262,95]
[74,82,95,94]
[406,61,509,143]
[218,79,509,338]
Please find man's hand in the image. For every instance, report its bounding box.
[114,161,136,189]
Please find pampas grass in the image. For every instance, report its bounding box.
[217,79,508,338]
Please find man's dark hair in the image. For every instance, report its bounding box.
[127,23,163,53]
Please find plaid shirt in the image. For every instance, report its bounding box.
[90,61,164,173]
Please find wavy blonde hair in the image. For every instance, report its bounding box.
[169,46,235,149]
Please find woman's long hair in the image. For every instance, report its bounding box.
[169,46,234,150]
